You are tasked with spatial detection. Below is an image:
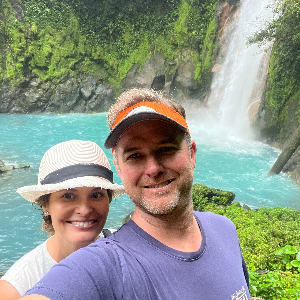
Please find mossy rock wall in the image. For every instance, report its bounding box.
[0,0,240,113]
[255,82,300,149]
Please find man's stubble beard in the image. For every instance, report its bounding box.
[131,168,194,216]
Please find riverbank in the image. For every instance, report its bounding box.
[0,159,30,173]
[192,184,300,299]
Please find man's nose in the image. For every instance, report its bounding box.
[144,156,164,176]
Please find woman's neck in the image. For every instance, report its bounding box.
[46,234,90,263]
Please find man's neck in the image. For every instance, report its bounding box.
[131,204,202,252]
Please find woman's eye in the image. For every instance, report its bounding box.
[91,192,104,198]
[63,193,74,199]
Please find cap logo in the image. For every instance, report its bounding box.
[126,106,156,117]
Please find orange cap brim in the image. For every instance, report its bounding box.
[104,102,190,149]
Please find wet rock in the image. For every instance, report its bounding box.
[0,165,15,172]
[80,78,96,100]
[121,55,165,90]
[0,74,117,114]
[243,204,251,211]
[0,162,30,174]
[122,211,134,224]
[17,165,30,169]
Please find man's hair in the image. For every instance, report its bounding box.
[106,88,187,130]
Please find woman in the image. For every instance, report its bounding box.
[0,140,125,299]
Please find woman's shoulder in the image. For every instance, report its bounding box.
[4,241,48,273]
[1,240,56,296]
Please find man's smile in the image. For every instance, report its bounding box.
[144,179,174,189]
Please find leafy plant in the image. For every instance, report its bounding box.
[273,245,300,272]
[248,264,300,299]
[192,183,300,298]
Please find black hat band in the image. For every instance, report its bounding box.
[40,164,113,185]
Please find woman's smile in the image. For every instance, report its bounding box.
[67,220,98,228]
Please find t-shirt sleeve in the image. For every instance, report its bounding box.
[25,241,124,299]
[242,255,249,289]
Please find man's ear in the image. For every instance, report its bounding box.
[112,151,122,176]
[191,140,197,168]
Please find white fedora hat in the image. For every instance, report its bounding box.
[17,140,125,202]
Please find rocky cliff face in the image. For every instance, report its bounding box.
[1,1,240,114]
[0,76,116,113]
[256,91,300,184]
[0,51,206,114]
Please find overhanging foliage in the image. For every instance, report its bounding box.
[1,0,219,89]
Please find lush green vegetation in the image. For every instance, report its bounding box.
[0,0,219,90]
[192,183,300,299]
[248,0,300,136]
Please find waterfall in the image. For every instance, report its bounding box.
[188,0,275,142]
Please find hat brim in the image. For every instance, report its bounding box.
[104,112,187,149]
[17,176,125,202]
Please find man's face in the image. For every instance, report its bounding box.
[114,120,197,216]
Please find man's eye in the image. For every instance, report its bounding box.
[160,146,177,154]
[63,193,74,199]
[127,153,141,159]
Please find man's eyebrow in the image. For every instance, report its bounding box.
[122,147,140,154]
[160,138,177,144]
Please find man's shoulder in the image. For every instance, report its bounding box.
[194,210,236,228]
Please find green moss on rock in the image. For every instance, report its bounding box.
[192,183,235,211]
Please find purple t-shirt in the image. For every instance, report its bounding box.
[25,211,250,299]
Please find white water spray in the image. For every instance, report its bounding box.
[187,0,275,143]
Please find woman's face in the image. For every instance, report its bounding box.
[46,186,110,248]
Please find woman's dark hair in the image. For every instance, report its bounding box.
[35,189,113,236]
[107,189,113,203]
[35,193,54,236]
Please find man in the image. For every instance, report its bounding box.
[21,88,250,299]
